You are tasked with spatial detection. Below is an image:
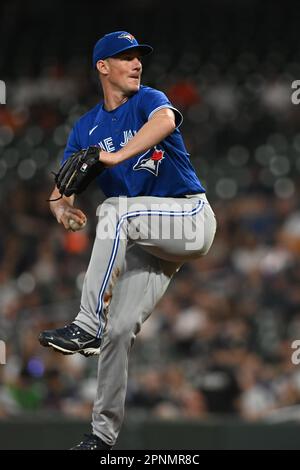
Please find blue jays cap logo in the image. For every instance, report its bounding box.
[118,33,135,43]
[133,148,165,176]
[93,31,153,67]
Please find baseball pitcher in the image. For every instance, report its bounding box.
[39,31,217,450]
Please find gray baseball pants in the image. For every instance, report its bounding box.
[74,193,216,446]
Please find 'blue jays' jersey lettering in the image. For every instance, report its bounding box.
[63,86,205,198]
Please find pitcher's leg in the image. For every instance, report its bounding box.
[40,195,215,358]
[76,195,215,338]
[126,195,216,262]
[91,245,180,446]
[74,201,129,338]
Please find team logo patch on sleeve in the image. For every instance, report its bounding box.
[133,148,165,176]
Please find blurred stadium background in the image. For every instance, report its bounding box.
[1,0,300,449]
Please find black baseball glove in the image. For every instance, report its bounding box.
[54,146,105,197]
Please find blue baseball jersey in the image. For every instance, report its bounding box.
[63,85,205,198]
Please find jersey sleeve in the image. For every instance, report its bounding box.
[62,122,81,164]
[140,88,183,128]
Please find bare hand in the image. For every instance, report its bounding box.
[55,200,87,231]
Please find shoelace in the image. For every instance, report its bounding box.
[77,433,100,449]
[64,324,94,341]
[65,323,80,335]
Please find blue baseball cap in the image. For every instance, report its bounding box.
[93,31,153,68]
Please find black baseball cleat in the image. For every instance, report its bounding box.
[70,433,113,450]
[38,323,101,357]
